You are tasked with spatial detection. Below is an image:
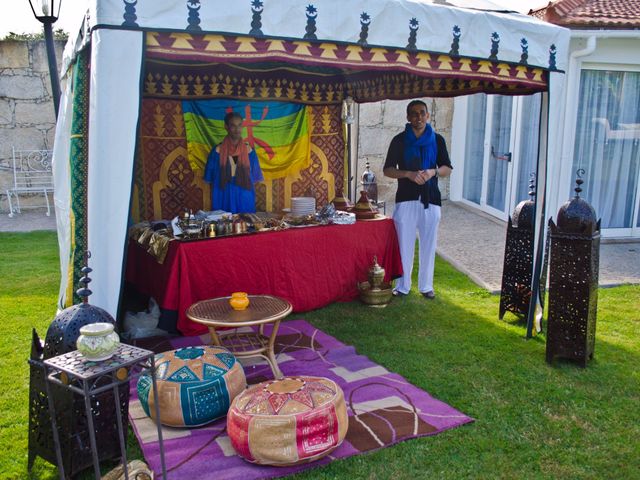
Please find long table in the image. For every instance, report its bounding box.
[125,218,402,336]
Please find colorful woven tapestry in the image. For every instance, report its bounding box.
[183,100,311,181]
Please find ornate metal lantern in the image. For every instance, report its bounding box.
[546,171,600,366]
[28,253,129,476]
[499,175,536,320]
[360,160,378,203]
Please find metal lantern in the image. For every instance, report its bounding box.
[499,174,536,320]
[28,253,129,476]
[546,170,600,367]
[43,261,116,358]
[360,160,378,203]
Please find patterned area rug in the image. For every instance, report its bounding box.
[130,320,473,479]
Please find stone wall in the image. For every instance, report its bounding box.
[356,98,453,210]
[0,38,64,212]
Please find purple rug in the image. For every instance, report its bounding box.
[129,320,473,479]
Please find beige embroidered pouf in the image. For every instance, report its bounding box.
[227,376,348,466]
[137,346,246,427]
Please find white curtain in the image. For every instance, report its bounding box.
[572,70,640,229]
[53,76,74,310]
[463,94,487,204]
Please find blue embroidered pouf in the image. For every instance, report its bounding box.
[137,346,246,427]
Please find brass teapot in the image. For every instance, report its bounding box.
[368,256,385,290]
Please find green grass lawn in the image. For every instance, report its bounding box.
[1,231,638,479]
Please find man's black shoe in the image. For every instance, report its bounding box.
[421,291,435,299]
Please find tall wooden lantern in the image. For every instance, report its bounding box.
[499,175,536,320]
[546,171,600,367]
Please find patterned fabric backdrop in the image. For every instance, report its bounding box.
[64,47,91,307]
[144,31,549,102]
[133,101,344,221]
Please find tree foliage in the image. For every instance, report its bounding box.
[2,28,68,41]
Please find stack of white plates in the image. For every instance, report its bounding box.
[291,197,316,216]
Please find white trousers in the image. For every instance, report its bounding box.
[393,201,441,294]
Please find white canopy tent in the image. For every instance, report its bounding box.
[53,0,570,331]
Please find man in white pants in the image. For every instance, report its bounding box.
[383,100,452,299]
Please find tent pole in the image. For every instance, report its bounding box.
[347,122,353,199]
[527,91,550,338]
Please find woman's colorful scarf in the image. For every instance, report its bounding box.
[403,123,437,207]
[218,136,252,190]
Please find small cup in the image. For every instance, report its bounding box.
[229,292,250,310]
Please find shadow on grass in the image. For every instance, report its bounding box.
[299,257,640,479]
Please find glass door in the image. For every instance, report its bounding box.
[461,93,541,219]
[486,96,514,216]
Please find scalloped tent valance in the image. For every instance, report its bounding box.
[142,31,550,104]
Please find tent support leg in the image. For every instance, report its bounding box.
[527,91,549,339]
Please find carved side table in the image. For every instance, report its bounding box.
[44,344,167,479]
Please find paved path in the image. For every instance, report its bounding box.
[438,201,640,292]
[2,203,639,291]
[0,209,57,232]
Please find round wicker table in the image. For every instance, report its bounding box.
[186,295,292,379]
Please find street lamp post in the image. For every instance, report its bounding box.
[27,0,61,119]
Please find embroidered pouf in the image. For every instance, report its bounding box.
[227,376,348,466]
[137,346,246,427]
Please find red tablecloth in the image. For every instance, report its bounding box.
[125,218,402,335]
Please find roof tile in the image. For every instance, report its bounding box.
[530,0,640,29]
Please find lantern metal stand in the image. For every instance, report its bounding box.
[44,344,166,480]
[546,171,601,367]
[499,175,536,320]
[28,253,129,476]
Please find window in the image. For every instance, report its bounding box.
[572,70,640,230]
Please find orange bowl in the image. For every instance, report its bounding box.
[229,292,250,310]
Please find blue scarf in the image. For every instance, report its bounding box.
[403,123,437,207]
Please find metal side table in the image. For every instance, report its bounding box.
[44,344,167,479]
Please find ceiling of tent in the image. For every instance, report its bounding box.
[64,0,570,103]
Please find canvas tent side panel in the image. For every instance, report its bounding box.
[82,29,144,315]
